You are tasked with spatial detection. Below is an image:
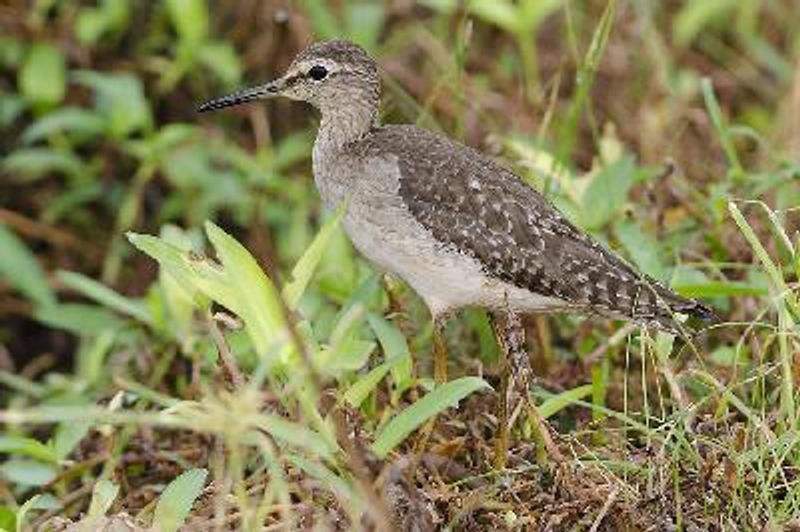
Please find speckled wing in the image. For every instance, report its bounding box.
[355,125,712,330]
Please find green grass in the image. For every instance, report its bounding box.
[1,0,799,530]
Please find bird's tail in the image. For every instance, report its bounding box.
[649,286,718,334]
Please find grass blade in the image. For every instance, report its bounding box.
[0,224,55,308]
[344,353,409,408]
[539,384,593,419]
[367,313,413,391]
[57,270,152,325]
[0,436,58,464]
[87,480,118,518]
[152,468,208,532]
[371,377,490,458]
[282,205,344,310]
[205,222,287,358]
[703,78,743,178]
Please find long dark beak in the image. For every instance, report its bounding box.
[197,78,284,112]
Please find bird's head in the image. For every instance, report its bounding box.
[198,40,380,114]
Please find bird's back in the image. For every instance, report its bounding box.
[349,124,713,331]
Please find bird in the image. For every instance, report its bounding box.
[198,39,714,467]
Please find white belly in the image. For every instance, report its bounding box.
[317,153,569,317]
[342,206,567,317]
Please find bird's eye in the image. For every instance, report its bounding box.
[308,65,328,81]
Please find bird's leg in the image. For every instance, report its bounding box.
[490,311,563,467]
[432,316,448,384]
[493,338,512,469]
[411,315,449,456]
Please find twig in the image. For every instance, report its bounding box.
[206,312,245,390]
[589,486,619,532]
[0,207,101,260]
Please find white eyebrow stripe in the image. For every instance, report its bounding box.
[291,58,341,77]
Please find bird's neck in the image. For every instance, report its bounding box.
[315,99,378,153]
[312,92,379,210]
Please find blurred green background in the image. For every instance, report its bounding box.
[1,0,800,529]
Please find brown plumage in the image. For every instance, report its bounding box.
[353,125,714,332]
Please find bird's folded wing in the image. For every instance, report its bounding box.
[360,125,702,328]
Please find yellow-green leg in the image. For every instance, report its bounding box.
[412,316,449,455]
[490,311,562,468]
[432,317,448,384]
[493,352,511,469]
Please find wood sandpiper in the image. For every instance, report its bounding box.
[199,40,714,468]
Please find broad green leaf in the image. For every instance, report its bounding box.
[709,345,748,367]
[35,303,126,336]
[581,155,635,229]
[367,313,412,390]
[77,329,117,383]
[298,0,340,39]
[205,222,287,358]
[130,224,289,361]
[0,459,57,487]
[372,377,490,458]
[319,302,370,372]
[282,205,345,310]
[74,71,152,138]
[124,123,199,162]
[0,506,14,531]
[15,494,60,531]
[346,3,386,48]
[2,147,87,180]
[166,0,209,43]
[198,42,241,87]
[87,480,119,518]
[469,0,521,33]
[344,353,409,408]
[0,436,58,463]
[317,226,357,298]
[58,270,152,325]
[18,43,65,106]
[22,107,105,143]
[152,468,207,532]
[614,221,667,281]
[126,233,210,310]
[75,0,130,45]
[41,182,103,224]
[319,339,375,375]
[519,0,563,29]
[157,226,202,332]
[0,224,55,308]
[254,415,336,458]
[51,420,91,460]
[0,36,24,67]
